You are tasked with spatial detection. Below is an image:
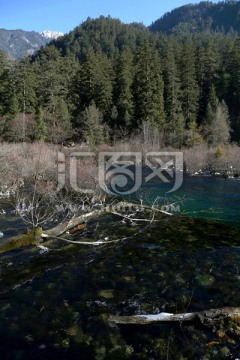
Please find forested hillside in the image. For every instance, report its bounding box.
[149,1,240,34]
[0,13,239,146]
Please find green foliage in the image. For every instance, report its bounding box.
[0,14,239,145]
[74,51,113,118]
[228,36,240,140]
[35,107,46,141]
[185,122,203,148]
[81,101,107,148]
[14,56,38,114]
[163,42,185,147]
[179,40,199,128]
[149,1,240,34]
[113,50,134,127]
[53,16,149,61]
[133,41,166,128]
[216,145,224,158]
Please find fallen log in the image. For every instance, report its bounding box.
[0,201,172,253]
[109,307,240,325]
[0,227,43,254]
[44,209,102,237]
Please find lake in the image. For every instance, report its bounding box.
[142,174,240,227]
[0,175,240,359]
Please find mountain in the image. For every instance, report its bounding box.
[1,15,239,144]
[41,30,64,40]
[149,1,240,34]
[50,16,149,60]
[0,28,63,59]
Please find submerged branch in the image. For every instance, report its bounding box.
[44,234,128,246]
[1,200,173,253]
[109,307,240,325]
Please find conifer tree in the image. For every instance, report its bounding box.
[0,51,11,116]
[14,56,37,114]
[179,41,199,128]
[81,101,105,147]
[196,37,220,122]
[163,43,185,147]
[114,50,134,127]
[228,36,240,139]
[74,51,113,118]
[35,107,46,141]
[133,41,166,129]
[35,46,66,115]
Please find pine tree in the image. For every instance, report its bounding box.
[114,50,134,127]
[179,41,199,128]
[81,101,105,147]
[35,46,66,115]
[196,37,220,123]
[204,84,218,127]
[163,42,185,147]
[0,51,11,116]
[14,56,37,114]
[35,107,46,141]
[6,93,19,120]
[133,41,166,129]
[228,36,240,140]
[74,51,113,118]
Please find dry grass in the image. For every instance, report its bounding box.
[0,141,239,194]
[183,144,240,176]
[0,142,58,189]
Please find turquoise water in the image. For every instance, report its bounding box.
[180,175,240,226]
[0,175,239,235]
[140,174,240,227]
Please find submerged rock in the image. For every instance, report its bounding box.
[195,274,215,286]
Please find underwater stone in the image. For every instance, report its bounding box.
[195,274,214,286]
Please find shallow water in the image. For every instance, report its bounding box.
[0,176,240,359]
[139,173,240,227]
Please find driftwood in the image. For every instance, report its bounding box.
[44,209,102,237]
[43,201,161,246]
[109,307,240,325]
[0,201,172,253]
[44,200,161,238]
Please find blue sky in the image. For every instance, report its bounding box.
[1,0,219,34]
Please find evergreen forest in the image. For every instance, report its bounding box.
[0,1,240,148]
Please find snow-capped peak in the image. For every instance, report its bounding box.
[41,30,64,40]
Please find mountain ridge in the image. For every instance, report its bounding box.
[149,0,240,34]
[0,28,63,59]
[1,1,240,59]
